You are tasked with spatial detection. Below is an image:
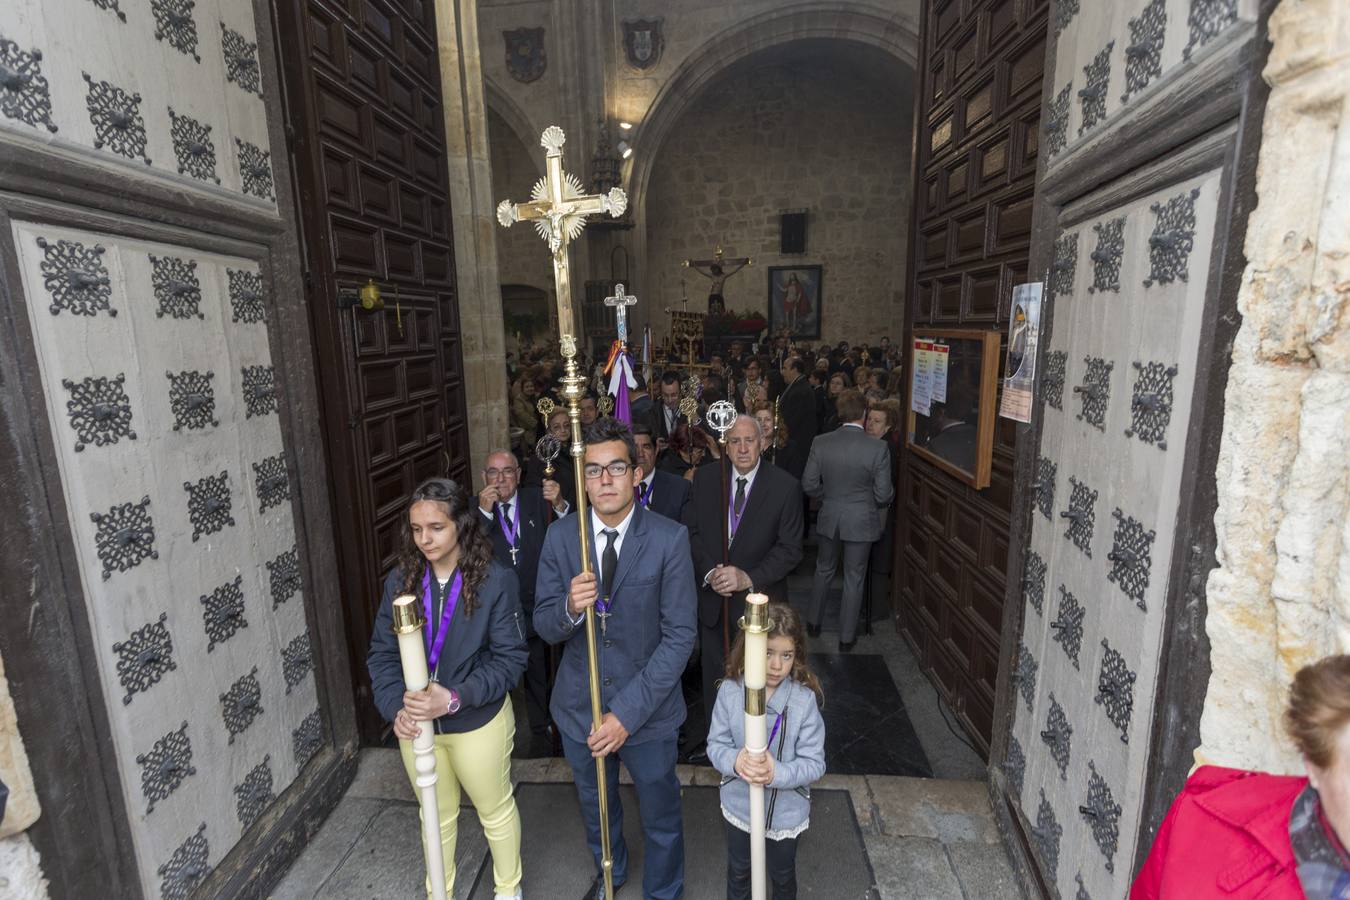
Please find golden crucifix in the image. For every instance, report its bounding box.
[496,125,626,900]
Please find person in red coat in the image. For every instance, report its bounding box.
[1132,655,1350,899]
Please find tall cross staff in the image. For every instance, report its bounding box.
[498,125,627,900]
[705,400,739,654]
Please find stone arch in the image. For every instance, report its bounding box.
[483,75,544,178]
[624,1,920,320]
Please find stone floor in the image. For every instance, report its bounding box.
[270,750,1023,900]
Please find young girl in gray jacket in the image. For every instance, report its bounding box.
[708,603,826,900]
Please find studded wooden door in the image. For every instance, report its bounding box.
[897,0,1049,754]
[992,0,1267,896]
[275,0,470,742]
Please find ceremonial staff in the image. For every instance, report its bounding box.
[390,596,450,900]
[497,125,627,900]
[741,593,771,900]
[706,400,739,654]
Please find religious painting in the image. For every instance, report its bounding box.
[622,18,664,70]
[503,28,546,83]
[767,265,822,340]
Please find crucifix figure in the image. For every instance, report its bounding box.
[497,126,627,342]
[496,124,626,900]
[683,244,752,315]
[605,283,638,348]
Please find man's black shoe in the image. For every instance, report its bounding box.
[838,639,856,652]
[807,623,822,638]
[582,874,625,900]
[688,746,709,766]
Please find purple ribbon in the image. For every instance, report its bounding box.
[496,500,519,549]
[421,566,463,672]
[767,710,784,748]
[636,479,653,509]
[728,473,754,540]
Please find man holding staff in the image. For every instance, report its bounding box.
[534,418,697,900]
[683,415,803,760]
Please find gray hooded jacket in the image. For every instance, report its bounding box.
[707,676,826,839]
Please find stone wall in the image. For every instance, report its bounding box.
[1197,0,1350,774]
[0,648,48,899]
[645,56,912,346]
[489,111,553,297]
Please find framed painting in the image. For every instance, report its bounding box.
[767,264,822,339]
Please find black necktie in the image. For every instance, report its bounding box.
[600,529,618,602]
[734,477,747,518]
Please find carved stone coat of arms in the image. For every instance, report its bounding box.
[503,27,546,83]
[622,19,663,70]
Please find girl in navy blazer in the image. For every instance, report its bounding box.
[367,477,528,900]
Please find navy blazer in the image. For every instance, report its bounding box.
[533,504,697,745]
[367,561,528,734]
[637,468,691,523]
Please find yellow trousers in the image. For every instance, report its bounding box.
[399,697,523,897]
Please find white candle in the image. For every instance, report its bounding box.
[742,592,770,900]
[394,595,431,692]
[743,593,769,692]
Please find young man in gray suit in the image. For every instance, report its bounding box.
[534,418,697,900]
[802,389,894,651]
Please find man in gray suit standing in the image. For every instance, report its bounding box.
[803,389,894,651]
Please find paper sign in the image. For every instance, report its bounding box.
[931,343,950,403]
[998,282,1045,424]
[911,340,934,416]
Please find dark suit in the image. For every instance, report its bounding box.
[522,456,576,512]
[481,486,552,746]
[682,461,803,745]
[803,424,894,643]
[648,400,684,443]
[636,468,691,523]
[776,375,817,480]
[534,505,696,899]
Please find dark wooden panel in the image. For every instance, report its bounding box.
[897,0,1048,755]
[278,0,470,744]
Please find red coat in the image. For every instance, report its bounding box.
[1132,766,1307,899]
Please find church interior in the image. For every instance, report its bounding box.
[1,0,1348,898]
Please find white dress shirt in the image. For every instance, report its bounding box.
[568,503,636,625]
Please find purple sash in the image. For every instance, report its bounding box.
[421,566,463,671]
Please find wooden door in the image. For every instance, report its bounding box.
[275,0,471,742]
[991,1,1266,894]
[897,0,1049,754]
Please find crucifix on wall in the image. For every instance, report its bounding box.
[683,244,752,315]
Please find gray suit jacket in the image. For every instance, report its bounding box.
[802,424,894,542]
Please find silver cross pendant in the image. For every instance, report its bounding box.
[510,545,519,565]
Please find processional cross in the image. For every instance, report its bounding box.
[496,125,626,900]
[605,282,637,348]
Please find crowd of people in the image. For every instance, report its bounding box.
[364,331,1350,900]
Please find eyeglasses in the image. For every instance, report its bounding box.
[484,467,519,479]
[583,461,632,479]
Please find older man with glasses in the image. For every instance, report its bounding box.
[479,450,557,756]
[535,418,697,900]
